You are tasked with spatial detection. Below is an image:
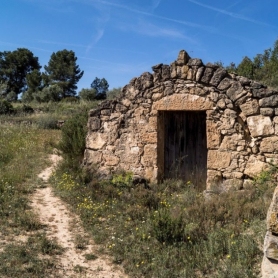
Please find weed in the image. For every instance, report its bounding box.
[74,234,89,250]
[84,253,98,260]
[52,168,271,277]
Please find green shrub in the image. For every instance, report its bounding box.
[60,96,80,103]
[111,172,133,188]
[79,88,97,101]
[15,104,34,115]
[35,115,59,129]
[58,111,88,170]
[0,99,14,114]
[151,208,186,244]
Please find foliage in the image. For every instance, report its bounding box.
[15,104,34,115]
[227,39,278,88]
[35,114,60,129]
[111,171,133,187]
[0,48,40,100]
[79,88,97,101]
[0,99,14,114]
[44,49,84,99]
[91,77,109,100]
[34,84,64,102]
[57,111,88,172]
[0,123,61,277]
[52,166,274,278]
[107,87,122,100]
[236,56,254,79]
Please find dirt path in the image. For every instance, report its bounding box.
[32,154,127,278]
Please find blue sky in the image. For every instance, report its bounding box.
[1,0,278,92]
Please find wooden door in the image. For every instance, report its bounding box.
[162,111,207,188]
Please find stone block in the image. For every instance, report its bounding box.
[267,187,278,234]
[206,120,221,149]
[222,178,243,191]
[247,115,274,137]
[244,155,268,178]
[153,94,213,111]
[260,108,274,116]
[219,134,244,151]
[260,137,278,153]
[259,95,278,107]
[88,117,101,131]
[206,170,222,190]
[140,132,157,144]
[83,149,102,165]
[210,68,227,87]
[201,67,214,83]
[217,77,232,90]
[226,82,246,101]
[141,144,157,167]
[239,99,259,116]
[86,132,107,150]
[176,50,190,65]
[207,150,231,169]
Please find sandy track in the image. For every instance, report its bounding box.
[32,154,127,278]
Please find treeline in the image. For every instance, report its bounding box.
[0,48,120,102]
[222,39,278,89]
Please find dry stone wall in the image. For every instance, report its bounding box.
[84,50,278,190]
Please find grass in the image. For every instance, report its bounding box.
[52,170,274,277]
[0,99,99,127]
[0,120,63,277]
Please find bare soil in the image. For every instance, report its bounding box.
[32,154,127,278]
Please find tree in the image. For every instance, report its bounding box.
[34,85,63,102]
[236,56,254,79]
[91,77,109,100]
[22,69,43,102]
[0,48,41,100]
[44,49,84,99]
[107,87,122,100]
[79,88,97,101]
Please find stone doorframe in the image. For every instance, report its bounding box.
[151,93,214,184]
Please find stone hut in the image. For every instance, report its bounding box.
[84,50,278,190]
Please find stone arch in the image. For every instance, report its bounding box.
[84,50,278,190]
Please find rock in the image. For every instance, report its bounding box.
[264,232,278,261]
[176,50,190,65]
[201,67,215,83]
[253,88,274,98]
[88,117,101,131]
[209,68,227,87]
[161,65,170,80]
[222,178,243,191]
[217,77,233,90]
[226,81,246,101]
[260,137,278,153]
[261,108,274,116]
[259,95,278,107]
[207,150,231,169]
[244,155,268,178]
[187,58,203,66]
[247,115,274,137]
[240,99,259,116]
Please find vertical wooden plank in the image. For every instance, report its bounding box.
[163,111,207,189]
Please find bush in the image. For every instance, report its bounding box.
[60,96,79,103]
[0,99,14,114]
[58,111,88,166]
[15,104,34,115]
[36,115,59,129]
[79,88,97,101]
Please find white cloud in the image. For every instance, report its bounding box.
[88,0,215,32]
[120,21,197,43]
[188,0,271,26]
